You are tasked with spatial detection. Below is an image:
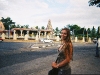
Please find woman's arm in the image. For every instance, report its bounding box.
[52,43,73,68]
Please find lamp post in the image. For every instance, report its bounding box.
[9,25,10,39]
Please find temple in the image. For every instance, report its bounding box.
[0,19,57,41]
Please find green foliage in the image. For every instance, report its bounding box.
[63,24,98,40]
[41,26,45,29]
[0,17,99,39]
[21,26,24,28]
[66,24,81,36]
[0,17,29,29]
[24,25,29,28]
[35,26,38,29]
[54,27,60,36]
[91,26,96,38]
[0,17,15,30]
[88,0,100,7]
[96,26,100,37]
[77,34,83,40]
[66,24,80,31]
[87,28,91,34]
[78,28,84,35]
[16,24,21,28]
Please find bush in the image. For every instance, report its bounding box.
[77,35,83,40]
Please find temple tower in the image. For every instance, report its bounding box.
[46,19,53,30]
[0,21,5,30]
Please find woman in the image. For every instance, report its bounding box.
[50,28,73,75]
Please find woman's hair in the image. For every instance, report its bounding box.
[61,28,73,60]
[61,28,71,43]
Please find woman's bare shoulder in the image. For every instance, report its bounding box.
[68,42,72,44]
[68,42,73,47]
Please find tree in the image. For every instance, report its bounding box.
[66,24,81,36]
[88,0,100,7]
[91,26,96,38]
[96,26,100,37]
[78,28,85,36]
[35,26,38,29]
[0,17,15,30]
[41,26,45,29]
[24,25,29,28]
[87,28,91,37]
[21,26,24,28]
[54,27,60,36]
[16,24,21,28]
[10,25,16,29]
[87,28,91,34]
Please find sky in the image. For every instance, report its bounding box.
[0,0,100,29]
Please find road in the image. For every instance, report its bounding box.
[0,42,100,75]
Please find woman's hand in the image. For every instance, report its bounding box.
[52,62,57,68]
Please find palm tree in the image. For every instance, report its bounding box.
[0,17,15,29]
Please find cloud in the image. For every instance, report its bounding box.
[55,0,69,4]
[0,0,50,24]
[0,0,8,10]
[0,0,100,29]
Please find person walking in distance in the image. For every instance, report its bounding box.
[49,28,73,75]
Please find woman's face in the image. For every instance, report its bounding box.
[60,30,67,40]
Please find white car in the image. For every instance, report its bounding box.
[40,38,53,43]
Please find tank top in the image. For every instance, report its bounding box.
[56,44,71,70]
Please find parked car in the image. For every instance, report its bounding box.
[0,38,3,42]
[39,38,53,43]
[93,38,97,44]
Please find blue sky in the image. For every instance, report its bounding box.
[0,0,100,29]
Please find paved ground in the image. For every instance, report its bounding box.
[0,42,100,75]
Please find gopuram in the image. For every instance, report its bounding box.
[0,21,5,31]
[0,21,7,39]
[0,19,56,41]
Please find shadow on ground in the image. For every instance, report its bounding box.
[0,49,57,68]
